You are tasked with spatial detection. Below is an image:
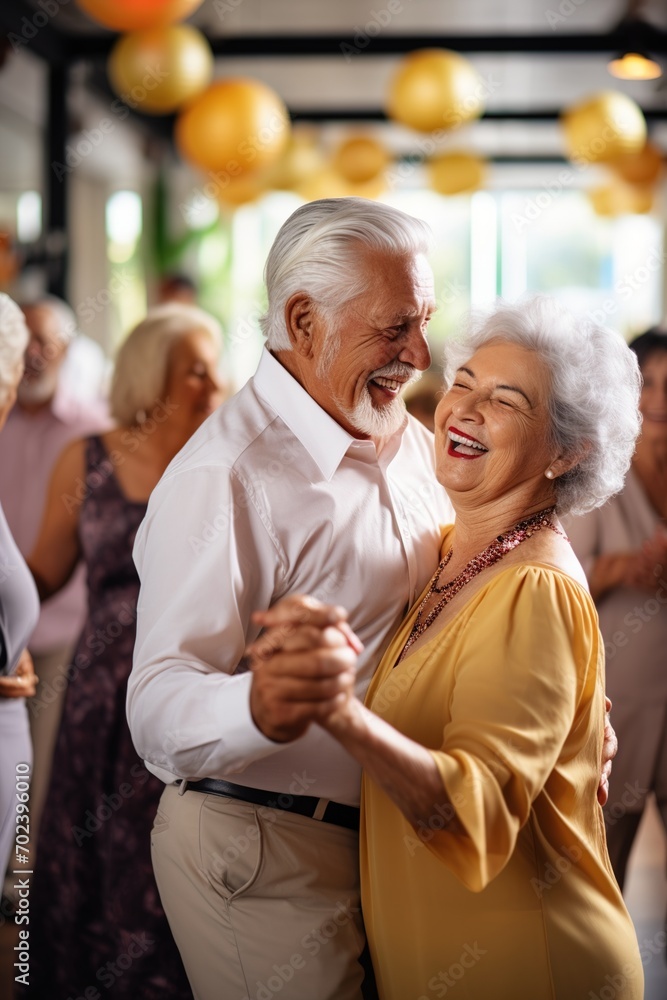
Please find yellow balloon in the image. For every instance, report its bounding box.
[108,25,212,115]
[387,49,485,133]
[296,169,351,203]
[588,183,654,216]
[269,133,327,192]
[175,78,290,175]
[561,92,647,165]
[333,137,389,184]
[428,152,487,195]
[76,0,203,31]
[344,176,388,200]
[216,171,273,209]
[608,142,664,186]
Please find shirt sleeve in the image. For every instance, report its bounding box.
[127,463,291,779]
[426,567,598,891]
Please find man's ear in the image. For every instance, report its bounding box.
[284,293,316,359]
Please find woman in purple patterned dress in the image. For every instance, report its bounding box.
[22,304,225,1000]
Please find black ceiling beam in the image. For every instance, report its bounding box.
[65,29,667,60]
[289,108,667,122]
[0,0,71,63]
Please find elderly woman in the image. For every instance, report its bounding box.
[0,295,39,879]
[567,328,667,892]
[24,304,224,1000]
[251,296,644,999]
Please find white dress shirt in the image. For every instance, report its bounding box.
[128,349,453,806]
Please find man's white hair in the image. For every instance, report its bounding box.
[0,294,29,408]
[260,197,433,351]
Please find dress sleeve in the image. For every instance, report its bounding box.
[427,566,598,891]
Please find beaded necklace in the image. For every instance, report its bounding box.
[399,505,566,660]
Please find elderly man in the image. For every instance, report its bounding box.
[127,198,452,1000]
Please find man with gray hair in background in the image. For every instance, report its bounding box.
[0,294,108,891]
[128,197,452,1000]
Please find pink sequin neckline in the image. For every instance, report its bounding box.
[400,505,566,660]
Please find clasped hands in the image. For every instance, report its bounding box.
[247,595,361,744]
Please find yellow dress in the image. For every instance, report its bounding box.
[361,526,644,1000]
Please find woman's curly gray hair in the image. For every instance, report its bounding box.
[442,295,642,516]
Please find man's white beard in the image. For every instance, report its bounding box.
[337,385,407,437]
[318,324,422,438]
[338,361,422,438]
[17,369,59,406]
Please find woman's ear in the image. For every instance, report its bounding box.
[547,441,591,479]
[284,293,316,359]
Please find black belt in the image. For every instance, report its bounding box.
[179,777,360,832]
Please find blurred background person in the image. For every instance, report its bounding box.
[567,327,667,893]
[157,272,198,306]
[0,293,39,881]
[0,295,109,891]
[22,303,225,1000]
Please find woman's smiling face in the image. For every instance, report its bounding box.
[435,339,561,507]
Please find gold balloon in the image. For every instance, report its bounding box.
[296,169,351,203]
[387,49,485,133]
[175,78,290,175]
[333,137,389,184]
[561,92,647,165]
[269,132,327,192]
[216,171,273,209]
[428,152,487,195]
[76,0,203,32]
[608,142,664,186]
[588,182,654,216]
[108,25,212,115]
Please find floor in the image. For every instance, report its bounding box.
[1,799,665,998]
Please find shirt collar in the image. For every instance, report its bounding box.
[254,348,370,481]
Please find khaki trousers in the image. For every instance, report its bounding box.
[151,783,366,1000]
